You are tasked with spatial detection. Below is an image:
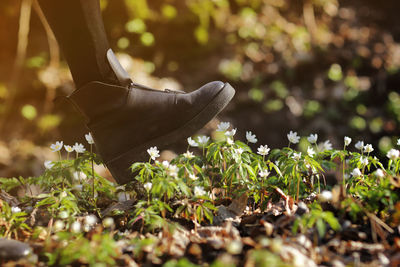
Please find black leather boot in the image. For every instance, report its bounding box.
[68,50,235,184]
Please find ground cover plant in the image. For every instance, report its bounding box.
[1,122,400,266]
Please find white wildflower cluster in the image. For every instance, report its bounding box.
[50,141,63,152]
[11,206,21,213]
[216,122,230,132]
[167,164,179,178]
[144,182,152,191]
[387,148,400,160]
[355,141,364,151]
[257,145,270,156]
[287,131,300,144]
[83,214,98,232]
[147,146,160,161]
[102,217,115,228]
[360,157,369,166]
[344,136,352,147]
[258,169,270,178]
[307,134,318,144]
[85,133,94,144]
[246,131,258,143]
[194,186,206,197]
[70,221,82,234]
[292,152,302,161]
[187,137,198,147]
[363,144,374,153]
[54,220,65,232]
[64,145,74,153]
[183,151,194,159]
[73,143,86,153]
[351,168,362,177]
[197,136,210,147]
[45,133,95,170]
[307,147,315,158]
[189,173,198,181]
[319,190,333,202]
[44,160,54,170]
[319,140,333,151]
[375,169,385,178]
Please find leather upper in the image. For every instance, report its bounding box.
[68,80,225,163]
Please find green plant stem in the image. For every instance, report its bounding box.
[296,166,300,202]
[342,147,346,196]
[91,144,95,199]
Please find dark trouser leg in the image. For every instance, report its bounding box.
[38,0,118,88]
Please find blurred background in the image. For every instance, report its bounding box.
[1,0,400,179]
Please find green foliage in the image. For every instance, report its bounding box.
[1,128,400,265]
[0,201,31,239]
[293,203,341,238]
[45,232,120,266]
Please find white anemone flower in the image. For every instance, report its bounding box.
[102,217,115,228]
[70,221,81,233]
[162,160,170,168]
[187,137,199,147]
[398,138,400,146]
[60,191,68,199]
[85,133,94,145]
[319,190,333,202]
[194,186,206,197]
[235,148,244,155]
[216,122,230,132]
[307,146,315,158]
[147,146,160,160]
[292,152,302,161]
[168,165,178,178]
[287,131,300,144]
[351,168,362,177]
[73,171,87,182]
[50,141,63,152]
[307,134,318,144]
[355,141,364,151]
[183,151,194,159]
[344,136,352,147]
[320,140,333,151]
[257,145,270,156]
[64,145,74,153]
[375,169,385,178]
[387,148,400,160]
[59,211,69,219]
[225,128,237,137]
[44,160,55,170]
[226,137,234,145]
[189,173,198,180]
[84,215,97,226]
[360,157,368,166]
[197,136,210,146]
[246,131,258,143]
[258,169,270,178]
[54,220,65,232]
[73,143,86,153]
[144,182,152,191]
[363,144,374,153]
[11,206,21,213]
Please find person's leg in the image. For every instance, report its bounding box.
[38,0,235,185]
[38,0,118,88]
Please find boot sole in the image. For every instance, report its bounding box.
[106,82,235,184]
